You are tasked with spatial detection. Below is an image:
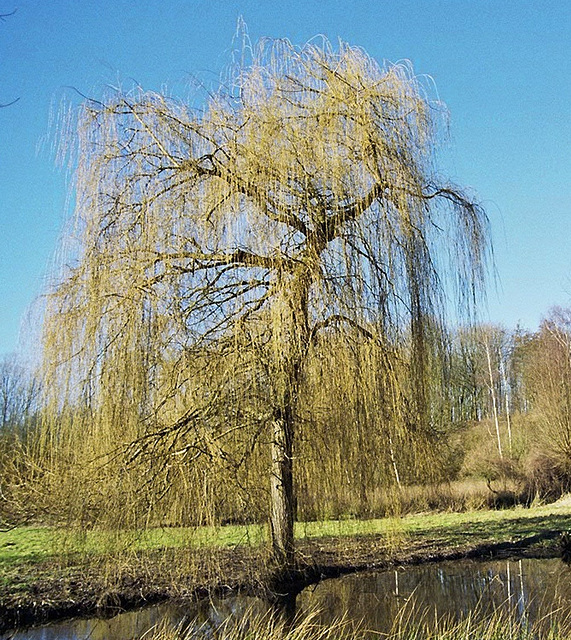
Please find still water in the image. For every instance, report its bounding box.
[4,558,571,639]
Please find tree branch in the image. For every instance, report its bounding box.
[323,182,384,243]
[310,314,374,344]
[204,159,310,237]
[151,248,287,271]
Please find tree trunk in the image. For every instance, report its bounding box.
[270,408,295,572]
[268,270,310,575]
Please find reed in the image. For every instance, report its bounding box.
[140,602,571,640]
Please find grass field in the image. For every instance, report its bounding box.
[3,498,571,570]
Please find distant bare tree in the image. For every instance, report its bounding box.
[0,355,41,530]
[527,307,571,468]
[0,355,39,434]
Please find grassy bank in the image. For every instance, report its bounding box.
[2,500,571,632]
[4,499,571,569]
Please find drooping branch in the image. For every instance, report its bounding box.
[0,9,16,21]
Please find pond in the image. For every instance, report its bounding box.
[4,557,571,639]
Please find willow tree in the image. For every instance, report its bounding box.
[41,36,489,573]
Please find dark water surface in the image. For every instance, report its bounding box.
[4,558,571,639]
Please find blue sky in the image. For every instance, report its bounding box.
[0,0,570,357]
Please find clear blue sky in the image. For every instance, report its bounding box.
[1,0,570,357]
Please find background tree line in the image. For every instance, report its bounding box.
[3,306,571,530]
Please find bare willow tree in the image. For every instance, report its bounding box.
[41,35,489,573]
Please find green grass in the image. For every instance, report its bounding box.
[298,500,571,544]
[0,527,56,566]
[2,500,571,570]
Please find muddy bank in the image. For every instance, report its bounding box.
[0,525,566,634]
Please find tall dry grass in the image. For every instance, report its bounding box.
[140,602,571,640]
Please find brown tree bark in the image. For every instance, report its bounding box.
[270,408,295,571]
[268,271,310,573]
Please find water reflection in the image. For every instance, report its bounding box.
[297,558,571,634]
[4,558,571,640]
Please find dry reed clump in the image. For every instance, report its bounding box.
[142,608,359,640]
[140,602,571,640]
[386,600,571,640]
